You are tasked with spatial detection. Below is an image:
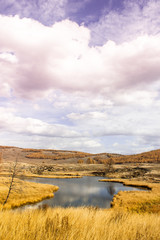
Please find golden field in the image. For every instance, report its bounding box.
[0,207,160,240]
[0,177,58,210]
[100,179,160,213]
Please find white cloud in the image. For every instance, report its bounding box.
[0,107,81,138]
[114,89,158,106]
[1,13,160,154]
[66,103,160,139]
[89,0,160,45]
[0,52,18,63]
[67,111,108,121]
[0,83,11,97]
[1,15,160,101]
[113,142,119,147]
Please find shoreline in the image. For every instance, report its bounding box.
[0,177,59,210]
[0,173,160,212]
[99,178,160,213]
[99,178,152,190]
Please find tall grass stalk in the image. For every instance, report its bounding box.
[0,207,160,240]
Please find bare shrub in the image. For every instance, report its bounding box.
[77,159,84,164]
[3,155,21,206]
[86,157,94,164]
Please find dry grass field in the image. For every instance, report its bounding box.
[0,207,160,240]
[0,177,58,210]
[100,179,160,213]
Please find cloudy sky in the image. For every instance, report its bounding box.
[0,0,160,154]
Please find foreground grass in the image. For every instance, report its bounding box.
[0,177,58,210]
[100,179,160,213]
[0,207,160,240]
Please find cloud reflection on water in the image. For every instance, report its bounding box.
[29,176,142,208]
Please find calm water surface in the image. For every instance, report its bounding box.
[27,176,144,209]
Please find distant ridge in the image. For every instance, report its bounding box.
[0,146,160,164]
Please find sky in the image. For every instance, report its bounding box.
[0,0,160,154]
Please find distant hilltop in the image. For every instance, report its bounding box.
[0,145,160,164]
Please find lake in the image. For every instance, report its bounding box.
[26,176,145,209]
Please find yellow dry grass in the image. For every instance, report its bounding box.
[100,179,160,213]
[0,177,58,210]
[0,172,82,179]
[25,174,82,179]
[23,170,83,178]
[26,152,91,160]
[0,207,160,240]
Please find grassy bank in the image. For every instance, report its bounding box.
[100,179,160,213]
[0,172,82,179]
[25,174,82,179]
[23,171,83,178]
[0,177,58,210]
[0,207,160,240]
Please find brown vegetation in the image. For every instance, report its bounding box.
[2,145,160,164]
[22,148,43,152]
[0,152,2,172]
[77,159,84,164]
[0,146,15,149]
[0,208,160,240]
[0,177,58,210]
[0,152,2,163]
[92,150,160,164]
[100,179,160,213]
[110,149,160,164]
[26,152,91,160]
[86,157,95,164]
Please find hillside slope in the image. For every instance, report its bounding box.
[0,146,160,164]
